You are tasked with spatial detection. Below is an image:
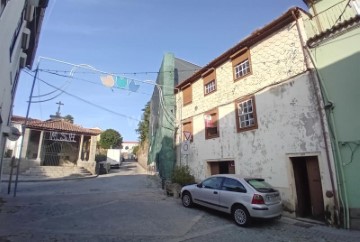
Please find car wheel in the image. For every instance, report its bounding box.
[232,205,251,227]
[182,192,193,208]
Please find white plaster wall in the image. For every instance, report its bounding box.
[0,0,26,127]
[175,20,336,214]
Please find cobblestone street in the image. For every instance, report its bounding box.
[0,161,359,242]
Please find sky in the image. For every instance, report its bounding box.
[14,0,307,142]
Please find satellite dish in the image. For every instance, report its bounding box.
[7,127,21,141]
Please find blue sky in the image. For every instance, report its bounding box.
[14,0,307,141]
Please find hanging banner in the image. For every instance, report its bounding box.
[116,76,128,88]
[100,75,115,88]
[128,79,140,92]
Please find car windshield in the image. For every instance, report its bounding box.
[246,178,276,193]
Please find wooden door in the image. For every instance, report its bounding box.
[306,157,324,220]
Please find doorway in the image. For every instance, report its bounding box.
[291,156,324,221]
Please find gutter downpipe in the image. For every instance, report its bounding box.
[304,46,350,228]
[291,10,344,228]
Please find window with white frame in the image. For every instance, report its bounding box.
[203,69,216,95]
[204,80,216,94]
[235,59,250,79]
[351,0,360,14]
[231,48,252,81]
[235,96,258,132]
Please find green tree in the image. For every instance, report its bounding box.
[99,129,123,149]
[136,102,150,144]
[63,114,74,123]
[132,145,139,155]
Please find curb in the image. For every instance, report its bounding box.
[1,174,99,183]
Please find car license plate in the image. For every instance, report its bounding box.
[266,193,279,202]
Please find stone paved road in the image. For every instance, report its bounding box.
[0,161,359,242]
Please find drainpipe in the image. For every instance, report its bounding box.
[291,10,342,227]
[304,49,350,229]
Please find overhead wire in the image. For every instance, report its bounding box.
[24,70,142,122]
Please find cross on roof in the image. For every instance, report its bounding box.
[56,101,64,116]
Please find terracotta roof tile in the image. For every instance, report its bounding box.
[12,116,101,135]
[307,15,360,47]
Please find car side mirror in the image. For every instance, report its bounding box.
[197,183,202,188]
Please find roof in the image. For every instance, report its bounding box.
[307,15,360,47]
[11,116,101,135]
[174,58,201,86]
[175,7,303,91]
[11,115,41,124]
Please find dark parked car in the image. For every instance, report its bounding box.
[181,174,282,226]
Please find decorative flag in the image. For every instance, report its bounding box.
[129,80,140,92]
[204,114,214,128]
[116,76,128,88]
[100,75,115,88]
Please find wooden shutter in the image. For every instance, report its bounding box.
[203,70,216,85]
[182,118,193,142]
[183,85,192,105]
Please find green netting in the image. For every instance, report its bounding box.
[148,53,176,180]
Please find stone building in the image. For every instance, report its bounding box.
[175,8,338,225]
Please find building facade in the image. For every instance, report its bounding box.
[0,0,48,180]
[121,141,139,159]
[175,8,339,225]
[302,0,360,230]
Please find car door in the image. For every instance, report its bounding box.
[193,177,223,210]
[219,178,249,213]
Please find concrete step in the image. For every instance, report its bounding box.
[22,166,92,178]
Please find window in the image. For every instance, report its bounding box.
[235,96,258,132]
[202,177,223,190]
[204,108,219,139]
[222,178,246,193]
[351,0,360,15]
[231,48,252,81]
[235,60,250,79]
[0,0,8,17]
[9,9,25,61]
[182,84,192,106]
[182,118,193,142]
[203,69,216,95]
[205,80,216,94]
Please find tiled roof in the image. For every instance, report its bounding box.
[12,116,101,135]
[11,115,41,124]
[307,15,360,47]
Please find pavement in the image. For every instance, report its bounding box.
[0,162,360,241]
[1,172,98,183]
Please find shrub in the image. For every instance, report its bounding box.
[171,165,195,186]
[95,154,107,162]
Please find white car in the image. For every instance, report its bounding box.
[180,174,282,227]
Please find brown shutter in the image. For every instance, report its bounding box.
[183,85,192,105]
[203,70,216,85]
[182,118,193,142]
[231,48,250,66]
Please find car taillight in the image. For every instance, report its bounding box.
[251,194,265,204]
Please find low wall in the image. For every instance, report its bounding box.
[1,158,40,174]
[77,160,97,175]
[137,141,149,170]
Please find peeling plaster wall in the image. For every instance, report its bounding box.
[175,20,336,216]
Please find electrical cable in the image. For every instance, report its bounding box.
[24,71,141,122]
